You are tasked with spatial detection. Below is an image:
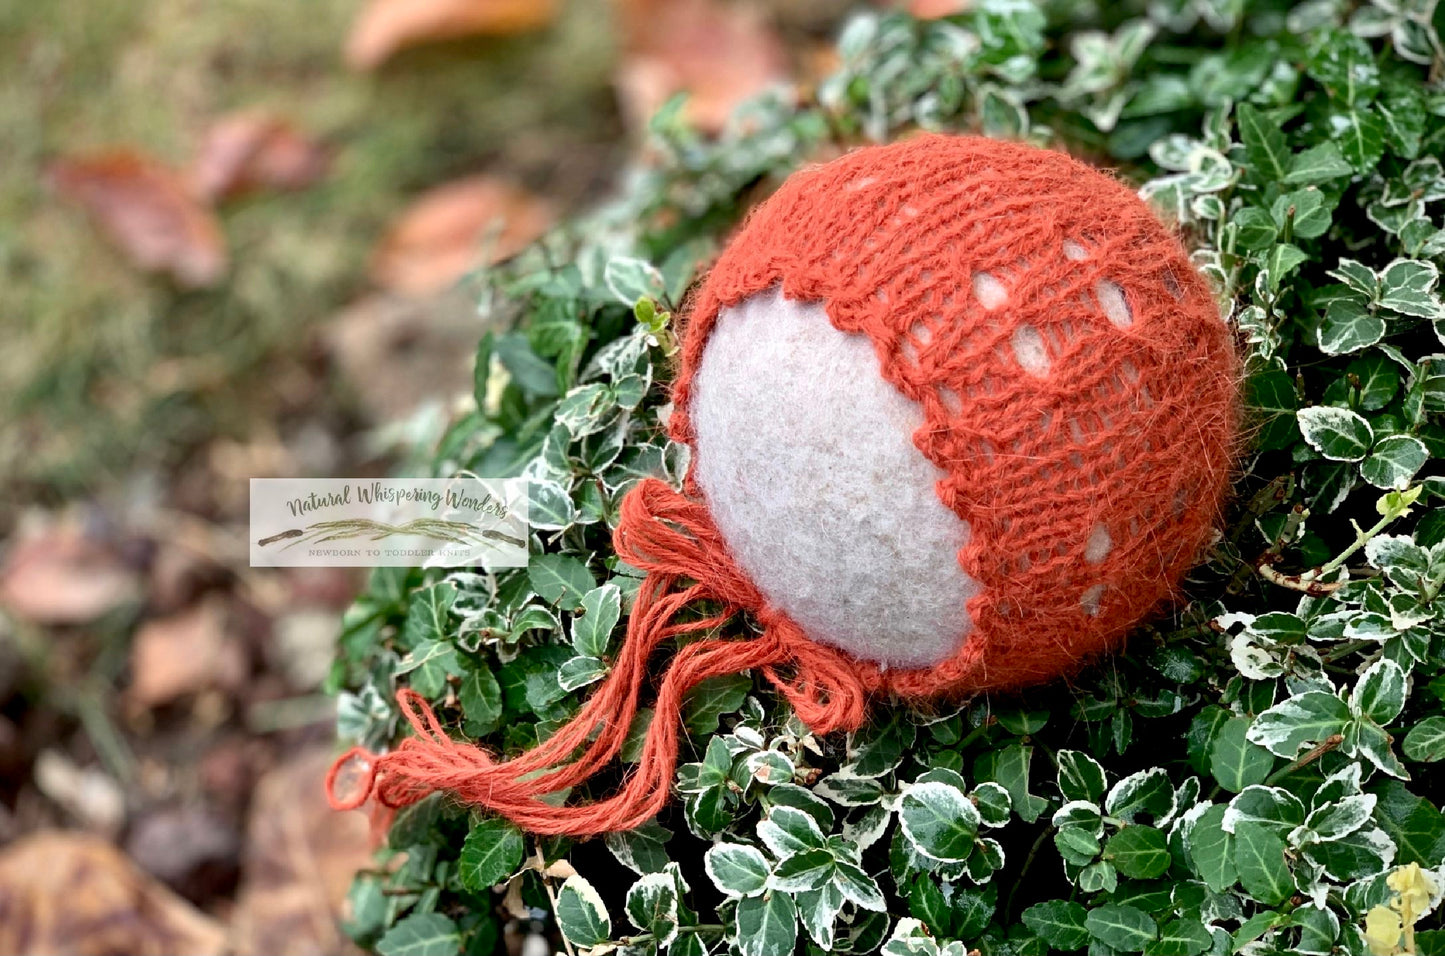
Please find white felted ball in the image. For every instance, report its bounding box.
[689,287,981,669]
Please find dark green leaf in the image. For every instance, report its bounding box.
[460,667,503,737]
[899,781,979,863]
[1105,826,1172,879]
[555,875,611,948]
[1335,108,1387,174]
[527,554,595,608]
[1085,903,1157,952]
[458,819,523,891]
[1286,142,1353,184]
[1306,30,1380,106]
[735,892,797,956]
[1022,900,1090,950]
[1144,918,1213,956]
[977,742,1049,822]
[1233,821,1291,906]
[401,582,457,648]
[1188,804,1236,892]
[1234,206,1278,250]
[1210,717,1275,793]
[1297,406,1374,462]
[377,913,462,956]
[1405,716,1445,763]
[1238,103,1290,181]
[495,331,559,397]
[682,672,752,734]
[1374,781,1445,866]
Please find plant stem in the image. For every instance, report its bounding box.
[535,845,579,956]
[1318,510,1406,578]
[1257,562,1343,596]
[1321,639,1375,664]
[620,924,727,946]
[1264,734,1345,786]
[1004,825,1055,924]
[1260,492,1416,594]
[957,716,996,750]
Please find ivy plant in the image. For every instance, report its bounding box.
[330,2,1445,954]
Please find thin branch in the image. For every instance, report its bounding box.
[1256,563,1344,596]
[534,845,579,956]
[1265,734,1345,786]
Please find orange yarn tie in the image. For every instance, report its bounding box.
[325,478,871,836]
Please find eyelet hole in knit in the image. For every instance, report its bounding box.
[973,272,1008,310]
[937,386,963,416]
[1096,280,1133,328]
[901,320,931,364]
[1011,325,1051,377]
[1063,239,1089,261]
[1162,270,1184,300]
[1080,583,1106,616]
[1084,523,1112,564]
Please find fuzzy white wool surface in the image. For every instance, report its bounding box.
[689,288,980,668]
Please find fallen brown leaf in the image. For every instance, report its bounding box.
[189,112,330,202]
[0,831,228,956]
[369,175,553,296]
[345,0,559,70]
[49,151,228,287]
[127,599,249,709]
[0,521,140,625]
[909,0,970,17]
[613,0,789,132]
[231,746,373,955]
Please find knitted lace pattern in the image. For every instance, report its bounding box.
[670,133,1241,697]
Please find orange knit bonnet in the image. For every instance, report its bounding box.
[327,135,1240,836]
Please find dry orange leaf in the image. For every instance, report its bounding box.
[49,151,228,288]
[345,0,559,69]
[127,599,248,709]
[613,0,789,132]
[909,0,971,17]
[0,832,227,956]
[189,112,330,202]
[0,522,140,625]
[370,174,554,296]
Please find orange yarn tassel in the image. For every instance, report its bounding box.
[325,478,871,836]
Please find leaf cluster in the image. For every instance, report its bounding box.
[331,2,1445,954]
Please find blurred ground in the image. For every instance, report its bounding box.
[0,0,854,951]
[0,0,623,500]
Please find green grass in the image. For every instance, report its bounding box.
[0,0,621,502]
